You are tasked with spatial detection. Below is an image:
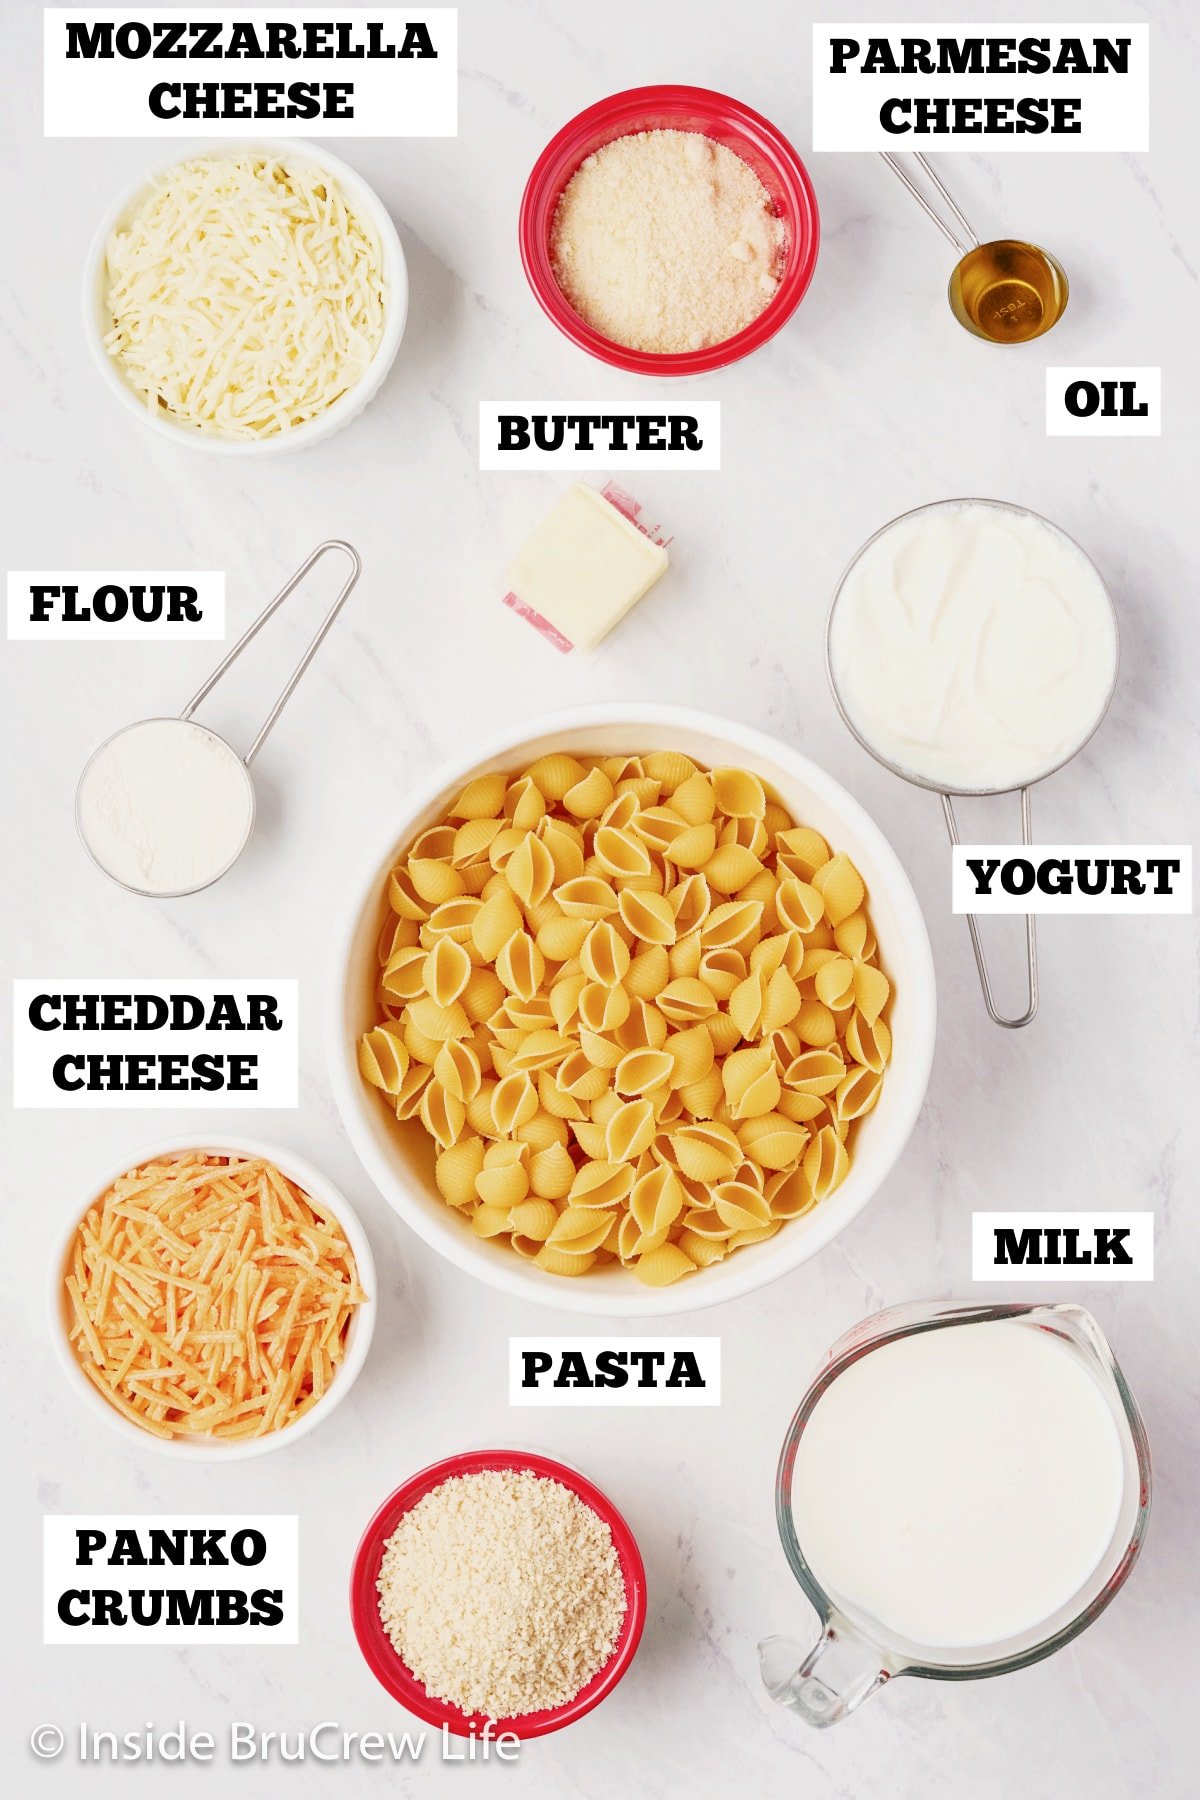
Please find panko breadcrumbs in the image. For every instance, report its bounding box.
[376,1469,627,1719]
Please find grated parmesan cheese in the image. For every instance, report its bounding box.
[104,151,387,439]
[376,1469,628,1720]
[550,130,785,354]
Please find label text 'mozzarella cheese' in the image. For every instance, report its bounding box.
[44,8,459,137]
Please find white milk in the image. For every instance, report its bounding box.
[790,1319,1127,1651]
[828,501,1118,791]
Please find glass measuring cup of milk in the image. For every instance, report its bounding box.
[761,1301,1150,1727]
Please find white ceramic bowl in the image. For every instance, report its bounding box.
[50,1135,377,1459]
[330,705,937,1317]
[83,139,407,456]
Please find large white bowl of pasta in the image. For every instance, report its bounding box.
[330,705,936,1316]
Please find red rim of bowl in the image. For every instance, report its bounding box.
[519,83,820,376]
[349,1449,648,1739]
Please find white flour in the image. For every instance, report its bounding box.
[77,718,253,895]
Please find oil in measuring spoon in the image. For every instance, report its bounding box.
[948,239,1068,344]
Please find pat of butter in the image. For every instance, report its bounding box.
[504,482,668,651]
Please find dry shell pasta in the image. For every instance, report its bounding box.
[360,755,892,1285]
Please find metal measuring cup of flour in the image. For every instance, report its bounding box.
[825,499,1119,1028]
[76,540,361,897]
[880,151,1068,342]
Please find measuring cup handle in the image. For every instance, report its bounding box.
[879,150,980,255]
[180,540,362,766]
[759,1622,889,1728]
[942,788,1039,1029]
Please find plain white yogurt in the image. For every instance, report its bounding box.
[828,500,1118,791]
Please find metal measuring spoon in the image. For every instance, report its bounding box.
[881,151,1068,343]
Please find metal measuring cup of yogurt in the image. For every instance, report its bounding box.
[825,497,1119,1026]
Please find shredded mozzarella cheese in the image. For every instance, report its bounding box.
[104,151,388,439]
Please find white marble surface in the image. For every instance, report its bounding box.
[3,0,1198,1794]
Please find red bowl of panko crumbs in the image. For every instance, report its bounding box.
[519,84,819,376]
[349,1450,647,1738]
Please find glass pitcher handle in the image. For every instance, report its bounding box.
[759,1621,889,1728]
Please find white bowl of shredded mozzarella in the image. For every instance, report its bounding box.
[84,140,406,453]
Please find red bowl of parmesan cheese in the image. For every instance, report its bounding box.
[519,84,819,376]
[349,1449,647,1738]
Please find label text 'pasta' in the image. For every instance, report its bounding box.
[509,1337,721,1405]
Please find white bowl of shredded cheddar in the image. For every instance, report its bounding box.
[52,1137,376,1458]
[83,141,407,453]
[330,705,936,1318]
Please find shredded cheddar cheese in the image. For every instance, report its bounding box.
[103,151,388,439]
[63,1151,367,1440]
